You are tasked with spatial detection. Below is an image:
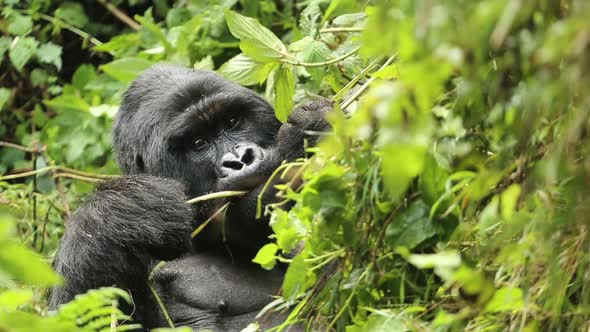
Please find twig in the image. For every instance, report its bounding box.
[331,57,382,103]
[0,141,44,153]
[186,191,247,204]
[320,27,363,33]
[37,13,104,47]
[256,162,305,219]
[97,0,141,31]
[191,202,231,238]
[339,54,397,111]
[283,46,360,68]
[53,173,102,183]
[0,166,117,181]
[147,281,175,328]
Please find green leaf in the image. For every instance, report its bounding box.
[381,143,427,199]
[406,251,461,270]
[252,243,278,270]
[7,14,33,35]
[500,184,521,220]
[30,69,50,87]
[37,42,63,70]
[352,312,408,332]
[100,57,153,83]
[282,254,311,298]
[0,289,33,310]
[193,55,214,71]
[385,200,437,249]
[218,53,276,86]
[44,94,90,112]
[55,2,88,28]
[166,8,192,28]
[9,37,39,71]
[224,10,287,62]
[484,287,524,313]
[0,37,11,59]
[72,64,96,90]
[0,224,60,286]
[0,88,10,112]
[274,66,295,123]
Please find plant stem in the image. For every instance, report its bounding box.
[186,191,247,204]
[37,13,104,47]
[97,0,141,31]
[339,54,397,110]
[320,27,363,33]
[283,46,360,67]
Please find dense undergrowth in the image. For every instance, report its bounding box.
[1,0,589,331]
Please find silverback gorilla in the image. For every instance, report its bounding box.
[49,64,331,330]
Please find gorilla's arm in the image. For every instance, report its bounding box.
[49,175,194,308]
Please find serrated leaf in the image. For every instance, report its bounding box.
[218,53,276,86]
[9,37,39,71]
[7,14,33,35]
[224,10,287,62]
[274,66,295,122]
[100,57,153,83]
[385,200,437,249]
[55,2,88,28]
[37,42,63,70]
[252,243,278,270]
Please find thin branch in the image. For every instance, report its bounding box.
[331,57,382,103]
[0,141,44,153]
[37,13,104,47]
[191,202,231,238]
[97,0,141,31]
[283,46,360,68]
[0,166,116,181]
[339,54,397,110]
[147,281,175,328]
[53,173,102,183]
[320,27,363,33]
[186,191,247,204]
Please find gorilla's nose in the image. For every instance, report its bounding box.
[220,143,262,177]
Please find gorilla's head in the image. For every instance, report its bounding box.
[112,64,282,198]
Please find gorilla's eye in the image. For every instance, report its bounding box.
[194,138,208,150]
[226,117,240,129]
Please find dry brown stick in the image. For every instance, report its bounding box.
[0,141,44,153]
[97,0,141,31]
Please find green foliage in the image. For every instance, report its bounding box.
[1,0,590,331]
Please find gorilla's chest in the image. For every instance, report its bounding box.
[151,252,286,330]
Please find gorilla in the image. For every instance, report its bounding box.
[49,64,331,331]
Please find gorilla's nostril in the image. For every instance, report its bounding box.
[222,160,243,170]
[241,148,255,165]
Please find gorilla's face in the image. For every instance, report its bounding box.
[112,65,282,199]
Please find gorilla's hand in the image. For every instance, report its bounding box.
[277,99,333,161]
[50,175,194,307]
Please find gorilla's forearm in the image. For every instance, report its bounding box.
[49,176,194,308]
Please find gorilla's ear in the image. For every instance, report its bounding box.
[135,154,145,172]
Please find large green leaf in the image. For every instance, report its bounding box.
[100,57,153,83]
[218,53,277,86]
[273,66,295,123]
[224,10,287,62]
[385,200,437,249]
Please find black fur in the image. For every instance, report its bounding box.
[50,64,330,331]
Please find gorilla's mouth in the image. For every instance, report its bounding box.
[218,174,270,193]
